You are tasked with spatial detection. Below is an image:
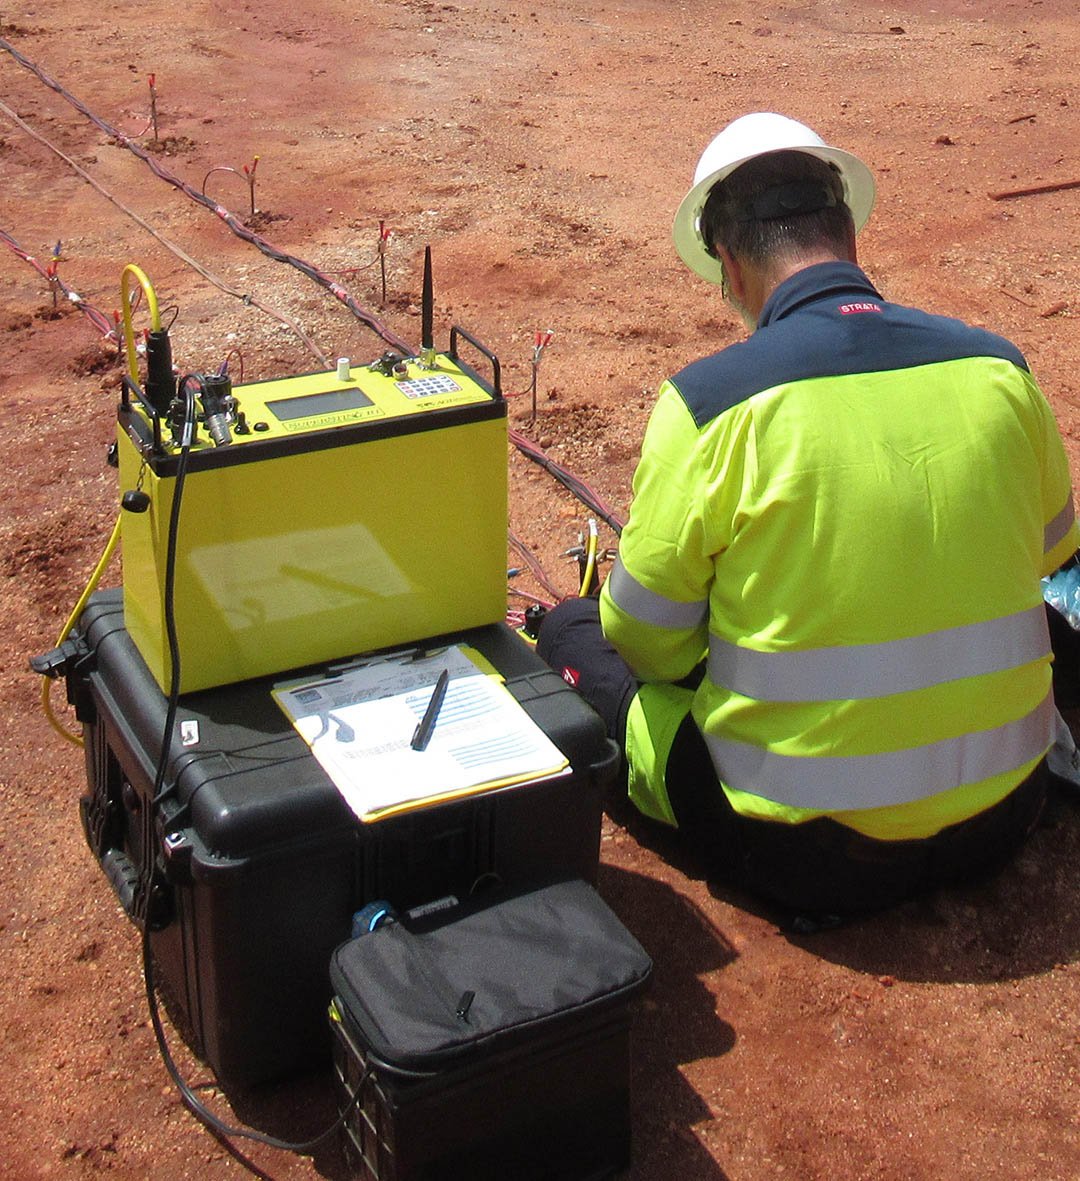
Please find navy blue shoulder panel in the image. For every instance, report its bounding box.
[671,276,1029,429]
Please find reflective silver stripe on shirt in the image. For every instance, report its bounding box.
[707,605,1050,703]
[605,554,708,631]
[1045,495,1077,555]
[703,690,1055,810]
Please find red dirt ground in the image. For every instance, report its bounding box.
[1,1,1078,1178]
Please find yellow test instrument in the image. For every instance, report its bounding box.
[116,260,507,694]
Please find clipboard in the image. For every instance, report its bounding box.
[272,644,570,822]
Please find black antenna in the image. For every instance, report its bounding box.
[421,245,435,366]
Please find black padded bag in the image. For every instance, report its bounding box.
[329,879,652,1075]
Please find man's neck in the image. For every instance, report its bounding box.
[747,249,854,322]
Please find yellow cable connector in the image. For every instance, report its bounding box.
[120,263,162,386]
[41,517,123,747]
[578,518,598,597]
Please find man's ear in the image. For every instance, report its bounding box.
[844,221,858,263]
[716,246,745,302]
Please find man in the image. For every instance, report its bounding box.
[538,112,1080,917]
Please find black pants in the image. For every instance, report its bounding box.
[537,597,1050,916]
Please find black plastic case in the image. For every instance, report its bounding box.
[331,1002,634,1181]
[328,880,653,1181]
[67,590,617,1085]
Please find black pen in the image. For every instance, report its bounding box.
[411,669,450,751]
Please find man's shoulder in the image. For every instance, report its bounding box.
[669,333,792,427]
[669,301,1029,429]
[887,302,1029,371]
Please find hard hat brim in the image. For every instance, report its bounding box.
[672,144,876,286]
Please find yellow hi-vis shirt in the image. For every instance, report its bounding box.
[601,263,1080,840]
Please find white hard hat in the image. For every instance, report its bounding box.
[672,112,876,285]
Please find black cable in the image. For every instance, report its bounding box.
[149,378,195,811]
[142,918,369,1152]
[509,428,625,536]
[138,377,367,1153]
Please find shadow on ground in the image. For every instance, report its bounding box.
[604,782,1080,987]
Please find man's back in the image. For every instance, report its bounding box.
[604,261,1076,838]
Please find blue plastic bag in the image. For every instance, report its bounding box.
[1042,565,1080,629]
